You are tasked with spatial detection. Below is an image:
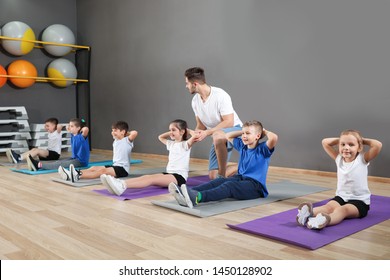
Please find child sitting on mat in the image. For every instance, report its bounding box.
[170,120,278,208]
[6,117,63,164]
[27,118,90,172]
[296,130,382,230]
[101,119,196,196]
[58,121,138,182]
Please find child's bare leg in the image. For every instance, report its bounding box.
[80,166,116,179]
[327,204,360,225]
[311,201,359,227]
[21,148,49,160]
[123,174,177,188]
[313,200,340,216]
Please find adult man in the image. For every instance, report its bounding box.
[185,67,242,179]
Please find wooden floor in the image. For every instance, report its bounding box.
[0,150,389,260]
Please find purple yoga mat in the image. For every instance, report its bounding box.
[227,195,390,250]
[186,175,210,186]
[93,175,210,201]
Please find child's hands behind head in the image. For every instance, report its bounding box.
[80,126,89,137]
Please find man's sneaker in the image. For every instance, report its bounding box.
[6,149,21,164]
[106,175,127,196]
[58,166,71,181]
[307,213,331,230]
[168,182,187,206]
[296,202,314,226]
[100,174,115,194]
[69,164,81,182]
[27,155,39,171]
[180,184,198,209]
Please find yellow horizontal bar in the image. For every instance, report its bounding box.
[0,74,88,83]
[0,35,90,50]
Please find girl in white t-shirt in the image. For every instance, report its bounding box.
[296,130,382,230]
[6,117,62,163]
[101,119,196,196]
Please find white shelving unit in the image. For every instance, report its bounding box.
[0,106,31,153]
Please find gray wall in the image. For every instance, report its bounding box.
[1,0,388,177]
[77,0,389,177]
[0,0,78,124]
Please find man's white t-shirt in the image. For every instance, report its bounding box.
[191,86,242,129]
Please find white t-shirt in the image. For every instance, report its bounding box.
[112,137,134,173]
[191,86,242,129]
[166,140,191,180]
[47,130,62,155]
[336,153,371,204]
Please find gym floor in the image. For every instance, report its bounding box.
[0,150,389,260]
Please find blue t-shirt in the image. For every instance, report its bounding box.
[71,133,90,166]
[233,138,274,196]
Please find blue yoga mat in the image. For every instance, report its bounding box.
[10,159,143,175]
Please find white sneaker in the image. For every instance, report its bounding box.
[307,213,331,230]
[69,164,80,182]
[168,182,187,206]
[106,175,127,196]
[58,166,71,181]
[180,184,197,209]
[100,174,115,194]
[6,149,21,164]
[296,202,314,226]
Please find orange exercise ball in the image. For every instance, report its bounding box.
[7,60,37,88]
[0,65,7,88]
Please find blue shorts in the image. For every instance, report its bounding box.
[209,125,242,171]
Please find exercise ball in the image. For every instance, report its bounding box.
[1,21,36,56]
[7,60,37,88]
[42,24,75,56]
[47,58,77,87]
[0,65,7,88]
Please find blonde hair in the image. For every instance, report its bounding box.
[340,129,363,149]
[243,120,264,137]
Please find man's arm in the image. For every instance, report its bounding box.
[195,113,234,142]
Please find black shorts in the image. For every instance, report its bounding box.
[331,196,370,218]
[39,150,60,161]
[105,165,129,178]
[163,172,186,186]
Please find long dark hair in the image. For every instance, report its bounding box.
[170,119,189,140]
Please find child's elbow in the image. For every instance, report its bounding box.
[376,140,383,151]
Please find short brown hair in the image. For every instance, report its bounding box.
[243,120,263,132]
[112,121,129,132]
[185,67,206,83]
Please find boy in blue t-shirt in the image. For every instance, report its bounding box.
[27,118,90,171]
[170,120,278,208]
